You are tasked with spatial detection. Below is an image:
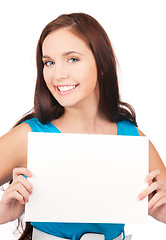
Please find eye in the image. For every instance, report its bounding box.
[67,58,79,63]
[44,61,55,66]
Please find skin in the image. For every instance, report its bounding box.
[0,28,166,224]
[0,168,32,224]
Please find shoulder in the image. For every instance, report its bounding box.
[137,128,166,182]
[2,121,32,142]
[137,128,145,136]
[22,118,48,132]
[117,120,139,136]
[22,117,39,128]
[0,122,32,185]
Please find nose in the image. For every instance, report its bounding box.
[54,63,68,80]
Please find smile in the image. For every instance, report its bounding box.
[56,84,79,95]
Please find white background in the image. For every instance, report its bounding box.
[0,0,165,239]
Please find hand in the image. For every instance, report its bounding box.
[0,168,33,224]
[138,169,166,224]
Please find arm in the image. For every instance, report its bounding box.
[0,168,32,224]
[137,128,166,182]
[0,123,31,186]
[137,128,166,223]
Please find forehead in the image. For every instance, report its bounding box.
[42,28,90,55]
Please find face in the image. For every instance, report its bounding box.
[42,28,98,108]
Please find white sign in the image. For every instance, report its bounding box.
[25,133,149,223]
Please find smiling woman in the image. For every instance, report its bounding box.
[0,12,166,240]
[42,28,98,108]
[20,13,137,128]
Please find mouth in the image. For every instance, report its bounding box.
[56,84,79,95]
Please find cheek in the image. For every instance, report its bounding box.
[43,68,52,86]
[84,64,98,88]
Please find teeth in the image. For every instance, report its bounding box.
[58,85,77,92]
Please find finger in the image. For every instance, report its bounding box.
[138,181,162,200]
[2,189,25,205]
[148,191,166,210]
[5,175,33,200]
[15,175,33,194]
[7,180,31,203]
[13,182,30,203]
[11,191,25,205]
[152,175,160,184]
[150,196,166,211]
[145,169,160,184]
[13,168,32,181]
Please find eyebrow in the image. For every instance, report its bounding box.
[42,51,83,59]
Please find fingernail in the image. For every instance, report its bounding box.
[145,177,151,183]
[138,194,144,200]
[27,170,32,176]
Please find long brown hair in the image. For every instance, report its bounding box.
[18,12,137,239]
[15,12,137,127]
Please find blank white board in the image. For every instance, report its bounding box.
[25,133,149,223]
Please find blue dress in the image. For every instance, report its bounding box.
[23,118,139,240]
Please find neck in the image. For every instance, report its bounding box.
[52,89,116,134]
[52,100,117,135]
[65,107,100,129]
[56,105,116,135]
[63,97,101,131]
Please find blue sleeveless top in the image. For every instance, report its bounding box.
[23,118,139,240]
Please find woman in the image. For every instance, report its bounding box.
[0,13,166,240]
